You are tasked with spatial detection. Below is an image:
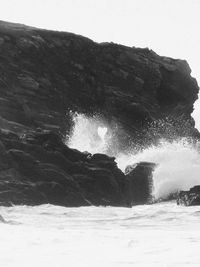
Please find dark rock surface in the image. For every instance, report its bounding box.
[0,129,156,206]
[0,20,198,206]
[0,20,198,147]
[177,186,200,206]
[125,162,156,205]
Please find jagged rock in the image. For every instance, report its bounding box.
[177,186,200,206]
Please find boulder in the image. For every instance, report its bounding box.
[125,162,157,205]
[177,186,200,206]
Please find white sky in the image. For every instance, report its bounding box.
[0,0,200,128]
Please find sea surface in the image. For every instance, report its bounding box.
[1,202,200,267]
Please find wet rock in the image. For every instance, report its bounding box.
[177,186,200,206]
[35,181,88,207]
[18,75,39,90]
[0,130,127,206]
[0,181,47,206]
[125,162,157,205]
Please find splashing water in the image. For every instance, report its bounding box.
[67,113,110,154]
[67,113,200,200]
[116,139,200,199]
[97,126,107,140]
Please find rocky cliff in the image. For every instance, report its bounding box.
[0,21,199,142]
[0,20,199,206]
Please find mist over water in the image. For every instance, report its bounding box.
[67,113,200,200]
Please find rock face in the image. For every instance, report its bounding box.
[0,129,155,206]
[0,20,199,206]
[177,186,200,206]
[125,162,156,205]
[0,21,198,146]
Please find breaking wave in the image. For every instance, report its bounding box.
[117,139,200,199]
[67,113,200,200]
[67,113,110,154]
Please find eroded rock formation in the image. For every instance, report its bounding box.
[0,20,199,206]
[125,162,156,205]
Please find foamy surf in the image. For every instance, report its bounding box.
[1,203,200,267]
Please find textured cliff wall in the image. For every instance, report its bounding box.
[0,21,198,143]
[0,20,199,207]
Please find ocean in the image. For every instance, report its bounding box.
[1,203,200,267]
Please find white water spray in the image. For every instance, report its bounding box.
[67,113,200,200]
[67,113,110,154]
[117,139,200,199]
